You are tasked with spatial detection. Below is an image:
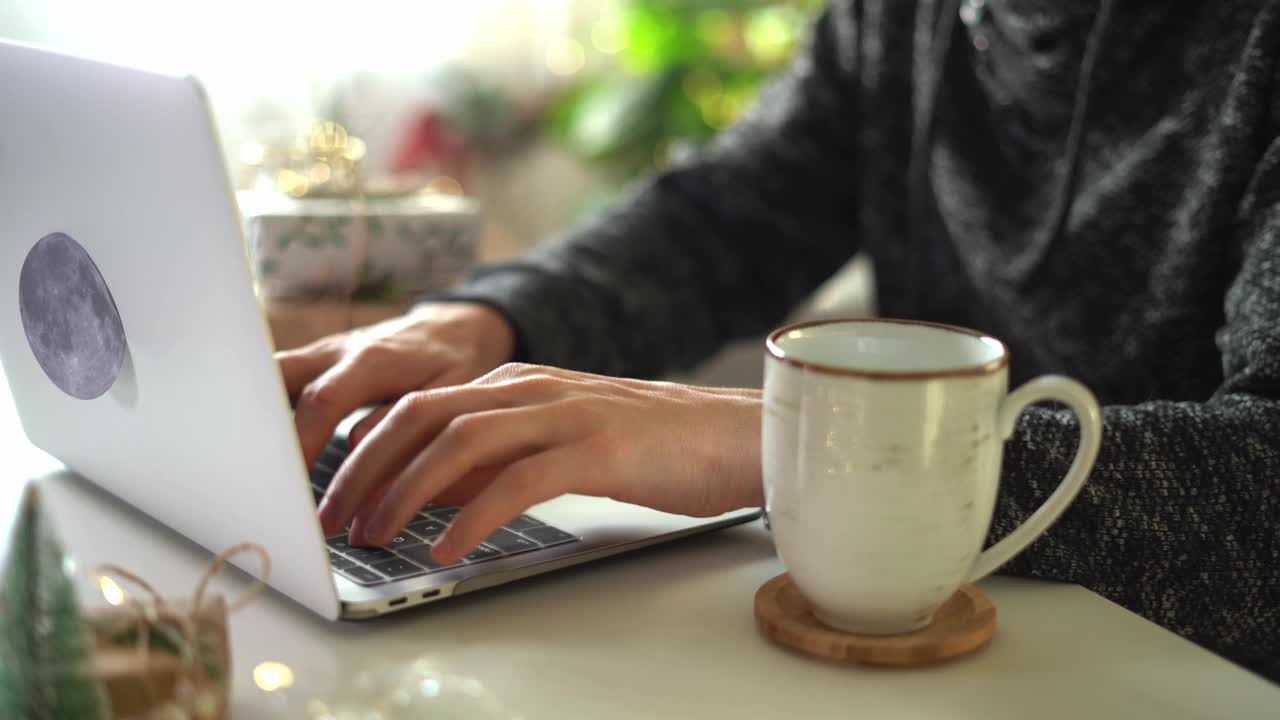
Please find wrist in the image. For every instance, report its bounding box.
[457,302,517,366]
[414,300,518,367]
[702,390,765,510]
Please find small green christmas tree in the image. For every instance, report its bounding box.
[0,484,109,719]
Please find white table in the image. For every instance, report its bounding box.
[2,373,1276,719]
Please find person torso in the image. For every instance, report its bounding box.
[855,0,1280,402]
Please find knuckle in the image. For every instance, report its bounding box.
[481,362,535,383]
[441,414,484,446]
[351,342,393,366]
[513,372,560,393]
[298,381,338,410]
[396,389,436,418]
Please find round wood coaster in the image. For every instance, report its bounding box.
[754,573,996,667]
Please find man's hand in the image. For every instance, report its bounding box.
[316,363,764,561]
[276,302,515,468]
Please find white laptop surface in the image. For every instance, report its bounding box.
[0,40,759,620]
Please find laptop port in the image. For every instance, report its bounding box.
[388,597,407,607]
[421,590,440,599]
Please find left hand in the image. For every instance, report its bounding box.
[318,363,764,563]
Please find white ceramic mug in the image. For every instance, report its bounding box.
[762,318,1101,635]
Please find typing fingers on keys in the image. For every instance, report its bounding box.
[429,447,582,563]
[293,346,447,468]
[360,402,582,545]
[318,364,574,537]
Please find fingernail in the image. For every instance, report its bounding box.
[317,502,336,535]
[347,524,365,546]
[432,535,454,563]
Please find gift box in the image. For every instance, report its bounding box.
[82,544,268,720]
[0,486,267,720]
[239,190,480,300]
[265,297,416,351]
[87,596,230,720]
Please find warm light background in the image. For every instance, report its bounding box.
[0,0,865,385]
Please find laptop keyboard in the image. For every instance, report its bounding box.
[311,437,579,587]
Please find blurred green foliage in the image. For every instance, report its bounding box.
[548,0,822,184]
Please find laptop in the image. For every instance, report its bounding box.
[0,39,760,620]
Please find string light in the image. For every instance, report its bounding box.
[591,17,628,54]
[308,162,332,184]
[99,575,125,606]
[546,38,586,77]
[253,661,295,692]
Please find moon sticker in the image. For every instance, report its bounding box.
[18,232,127,400]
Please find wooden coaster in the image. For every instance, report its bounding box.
[754,573,996,667]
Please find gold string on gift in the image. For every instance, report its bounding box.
[298,122,371,332]
[93,543,271,720]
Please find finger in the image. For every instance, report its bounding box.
[295,350,442,468]
[346,482,390,546]
[275,341,340,403]
[319,385,512,535]
[350,463,501,544]
[320,376,564,535]
[432,448,578,562]
[346,466,498,548]
[431,465,503,507]
[348,405,393,448]
[346,366,481,449]
[363,405,581,545]
[344,387,499,532]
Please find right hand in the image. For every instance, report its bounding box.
[275,302,515,468]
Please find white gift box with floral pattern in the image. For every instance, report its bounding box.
[238,191,480,299]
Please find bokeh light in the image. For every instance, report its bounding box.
[254,661,296,692]
[546,37,586,77]
[591,17,628,54]
[99,575,125,606]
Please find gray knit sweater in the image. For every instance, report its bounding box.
[442,0,1280,677]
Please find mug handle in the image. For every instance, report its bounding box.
[966,375,1102,583]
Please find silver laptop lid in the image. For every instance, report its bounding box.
[0,40,340,619]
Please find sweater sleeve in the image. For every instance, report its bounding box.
[988,137,1280,676]
[435,2,863,377]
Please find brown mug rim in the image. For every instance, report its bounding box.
[765,317,1009,380]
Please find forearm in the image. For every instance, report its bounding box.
[989,397,1280,672]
